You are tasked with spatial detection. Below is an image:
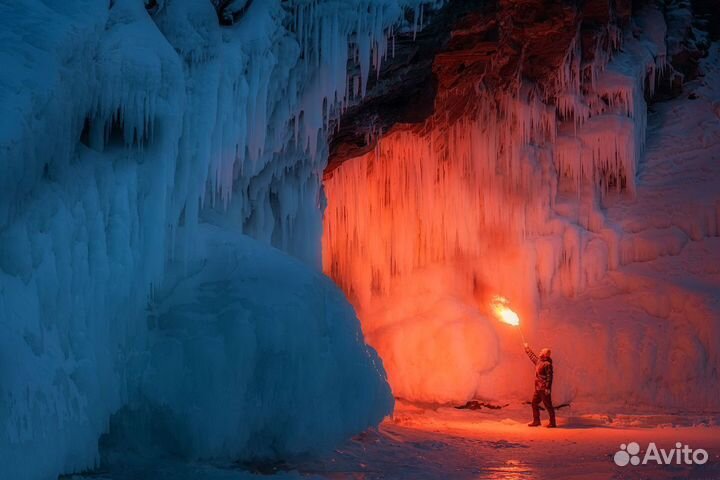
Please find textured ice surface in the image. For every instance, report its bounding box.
[101,226,392,463]
[0,0,416,478]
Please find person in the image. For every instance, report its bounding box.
[523,342,556,428]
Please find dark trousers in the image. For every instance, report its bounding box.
[531,390,556,425]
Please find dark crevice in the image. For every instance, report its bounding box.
[212,0,254,26]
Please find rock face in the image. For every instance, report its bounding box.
[327,0,635,170]
[327,0,718,171]
[327,3,469,167]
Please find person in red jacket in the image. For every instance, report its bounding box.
[524,343,556,428]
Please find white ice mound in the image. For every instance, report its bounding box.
[102,225,393,461]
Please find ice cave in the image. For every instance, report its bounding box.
[1,0,719,478]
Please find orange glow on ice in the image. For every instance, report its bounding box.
[322,119,542,404]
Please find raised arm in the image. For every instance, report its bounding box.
[524,344,538,365]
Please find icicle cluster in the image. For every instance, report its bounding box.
[323,97,557,303]
[553,8,667,197]
[322,6,670,404]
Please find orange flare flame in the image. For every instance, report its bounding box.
[491,295,520,326]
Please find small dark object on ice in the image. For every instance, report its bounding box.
[523,400,571,410]
[455,400,509,410]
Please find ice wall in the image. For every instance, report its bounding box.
[0,0,426,478]
[322,7,713,406]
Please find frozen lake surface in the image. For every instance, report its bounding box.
[73,403,720,479]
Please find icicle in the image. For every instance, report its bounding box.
[412,5,419,41]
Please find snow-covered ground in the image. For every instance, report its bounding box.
[75,403,720,479]
[289,403,720,479]
[68,464,319,480]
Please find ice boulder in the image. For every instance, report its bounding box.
[101,225,393,462]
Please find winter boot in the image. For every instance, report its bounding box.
[527,421,541,427]
[546,408,556,428]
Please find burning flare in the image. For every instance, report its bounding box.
[491,295,520,326]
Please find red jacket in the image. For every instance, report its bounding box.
[525,347,553,392]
